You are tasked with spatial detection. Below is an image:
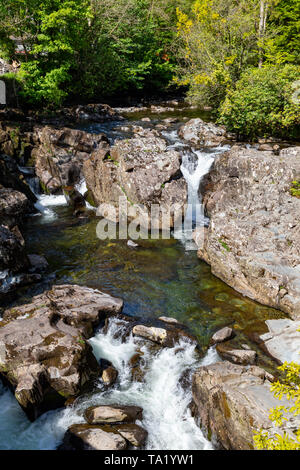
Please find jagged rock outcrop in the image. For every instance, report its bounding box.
[192,361,300,450]
[0,155,41,295]
[0,225,29,273]
[0,154,36,204]
[195,146,300,319]
[32,126,109,193]
[60,424,128,450]
[178,118,234,148]
[0,284,123,420]
[0,187,32,229]
[83,134,187,228]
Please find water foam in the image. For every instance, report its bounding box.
[0,318,217,450]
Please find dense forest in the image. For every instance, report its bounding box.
[0,0,299,138]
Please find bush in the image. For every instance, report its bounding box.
[218,65,300,140]
[254,360,300,450]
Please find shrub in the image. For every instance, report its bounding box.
[218,65,300,140]
[254,360,300,450]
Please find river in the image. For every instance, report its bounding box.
[0,105,285,450]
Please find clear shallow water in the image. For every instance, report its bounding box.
[22,204,285,352]
[0,106,286,450]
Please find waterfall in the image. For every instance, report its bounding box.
[0,318,219,450]
[75,179,96,211]
[162,129,229,249]
[20,170,68,221]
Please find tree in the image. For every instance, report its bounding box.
[218,64,300,139]
[266,0,300,64]
[0,0,180,106]
[0,0,92,105]
[175,0,263,108]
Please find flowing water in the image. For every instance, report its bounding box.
[0,318,218,450]
[0,106,286,450]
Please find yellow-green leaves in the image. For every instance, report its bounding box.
[254,360,300,450]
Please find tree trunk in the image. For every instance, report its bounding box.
[258,0,268,68]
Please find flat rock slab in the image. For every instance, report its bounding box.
[84,405,143,425]
[0,284,123,420]
[259,319,300,364]
[216,343,257,365]
[60,424,127,450]
[132,324,196,348]
[115,424,148,447]
[192,361,300,450]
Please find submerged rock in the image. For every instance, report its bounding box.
[198,146,300,320]
[211,327,234,345]
[158,316,181,325]
[192,361,300,450]
[84,405,143,425]
[60,424,127,450]
[0,284,123,420]
[127,240,139,249]
[28,254,49,273]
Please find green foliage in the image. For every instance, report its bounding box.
[218,64,300,139]
[268,0,300,64]
[219,238,231,252]
[254,360,300,450]
[0,0,298,144]
[0,0,180,107]
[175,0,261,109]
[290,181,300,199]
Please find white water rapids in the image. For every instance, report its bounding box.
[162,129,230,249]
[0,318,219,450]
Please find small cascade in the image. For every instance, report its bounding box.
[75,179,96,211]
[0,318,218,450]
[162,128,229,249]
[23,173,67,221]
